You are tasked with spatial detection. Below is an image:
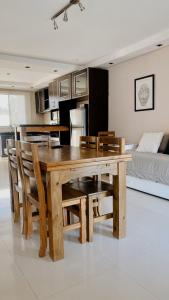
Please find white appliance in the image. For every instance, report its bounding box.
[70,107,87,147]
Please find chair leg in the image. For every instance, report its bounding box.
[97,196,102,216]
[22,194,27,236]
[13,188,20,223]
[93,199,98,217]
[87,198,94,242]
[39,204,47,257]
[26,200,33,239]
[62,208,67,226]
[62,208,71,226]
[80,198,86,244]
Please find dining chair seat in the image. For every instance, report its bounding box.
[67,180,113,196]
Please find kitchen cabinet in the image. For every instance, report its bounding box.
[35,87,49,113]
[34,68,108,137]
[49,80,59,110]
[44,88,50,112]
[72,69,88,98]
[35,90,44,113]
[35,91,40,113]
[58,74,72,101]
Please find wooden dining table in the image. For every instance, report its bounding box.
[38,145,132,261]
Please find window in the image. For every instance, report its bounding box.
[9,94,27,125]
[0,94,10,126]
[0,93,28,126]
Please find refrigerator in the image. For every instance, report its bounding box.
[70,106,88,147]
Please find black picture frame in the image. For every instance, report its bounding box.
[134,74,155,112]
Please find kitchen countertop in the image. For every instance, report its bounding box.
[16,124,69,139]
[18,124,62,127]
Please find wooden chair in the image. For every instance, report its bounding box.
[79,136,99,183]
[7,139,23,223]
[67,180,113,242]
[98,131,115,137]
[98,136,125,183]
[17,141,87,257]
[98,136,125,154]
[68,137,125,242]
[80,136,99,150]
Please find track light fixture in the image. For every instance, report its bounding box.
[78,1,85,11]
[63,10,68,22]
[51,0,85,30]
[54,19,58,30]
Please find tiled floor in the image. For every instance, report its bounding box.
[0,157,169,299]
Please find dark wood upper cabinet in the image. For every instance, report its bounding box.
[44,87,50,111]
[72,69,88,98]
[35,68,108,138]
[58,74,72,101]
[35,91,40,113]
[49,80,59,110]
[38,90,44,113]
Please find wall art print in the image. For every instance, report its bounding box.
[134,74,155,111]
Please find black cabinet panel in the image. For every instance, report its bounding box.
[59,99,76,145]
[88,68,108,136]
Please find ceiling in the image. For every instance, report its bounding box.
[1,0,169,90]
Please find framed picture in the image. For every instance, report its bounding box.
[134,74,155,111]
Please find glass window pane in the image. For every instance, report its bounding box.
[0,94,10,126]
[9,94,27,125]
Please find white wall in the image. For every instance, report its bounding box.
[109,46,169,143]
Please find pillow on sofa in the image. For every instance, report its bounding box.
[158,134,169,153]
[136,132,164,153]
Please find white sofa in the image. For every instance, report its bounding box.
[127,150,169,200]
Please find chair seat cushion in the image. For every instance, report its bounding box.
[66,181,113,196]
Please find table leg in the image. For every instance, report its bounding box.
[113,161,126,238]
[46,171,64,261]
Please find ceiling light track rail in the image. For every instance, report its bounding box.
[51,0,85,30]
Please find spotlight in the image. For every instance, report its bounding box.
[54,19,58,30]
[78,1,85,11]
[63,10,68,22]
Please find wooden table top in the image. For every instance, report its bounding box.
[38,146,132,171]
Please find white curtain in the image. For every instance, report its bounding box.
[9,94,27,125]
[0,94,10,126]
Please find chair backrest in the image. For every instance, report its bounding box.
[80,136,99,150]
[17,141,45,203]
[6,139,18,185]
[98,136,125,154]
[7,139,25,188]
[98,131,115,137]
[23,135,49,147]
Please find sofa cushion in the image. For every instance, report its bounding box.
[136,132,164,153]
[127,151,169,185]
